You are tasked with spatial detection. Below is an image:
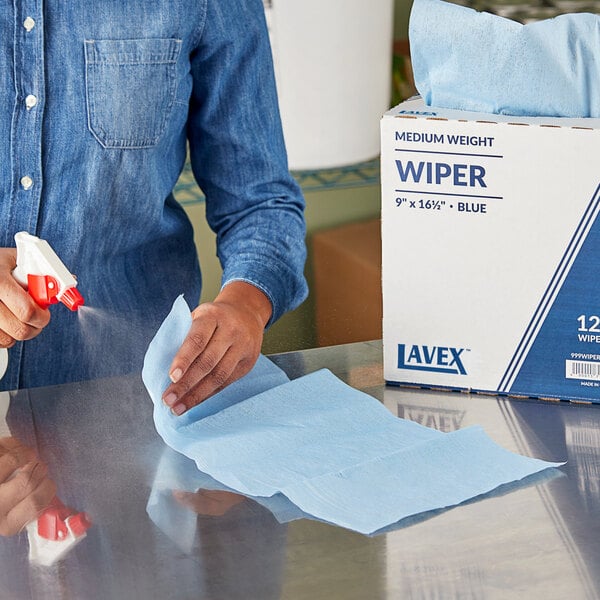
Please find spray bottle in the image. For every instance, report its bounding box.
[0,231,85,374]
[12,231,85,311]
[0,232,91,566]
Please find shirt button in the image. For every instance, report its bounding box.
[20,176,33,190]
[23,17,35,32]
[25,95,37,110]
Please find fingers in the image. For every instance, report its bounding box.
[173,489,246,517]
[0,479,57,536]
[166,304,221,387]
[0,249,50,347]
[0,457,57,537]
[162,283,271,414]
[0,301,49,347]
[165,348,252,415]
[162,304,263,414]
[163,312,252,414]
[0,437,36,481]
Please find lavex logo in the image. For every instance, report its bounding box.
[397,343,468,375]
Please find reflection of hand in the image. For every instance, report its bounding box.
[173,489,246,517]
[163,281,272,415]
[0,437,57,536]
[0,248,50,348]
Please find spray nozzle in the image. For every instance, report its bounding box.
[12,232,85,311]
[59,286,85,311]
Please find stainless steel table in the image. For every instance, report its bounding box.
[1,340,599,599]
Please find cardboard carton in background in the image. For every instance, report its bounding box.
[381,97,600,403]
[312,219,382,347]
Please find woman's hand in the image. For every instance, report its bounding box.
[0,249,50,349]
[162,281,272,415]
[173,489,246,517]
[0,437,57,536]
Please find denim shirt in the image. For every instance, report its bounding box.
[0,0,308,390]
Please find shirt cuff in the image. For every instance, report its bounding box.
[221,262,307,328]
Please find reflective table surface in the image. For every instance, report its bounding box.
[1,340,599,599]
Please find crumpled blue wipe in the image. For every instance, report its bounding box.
[142,297,564,534]
[410,0,600,117]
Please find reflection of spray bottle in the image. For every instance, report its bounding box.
[0,390,92,565]
[0,232,90,566]
[25,497,92,566]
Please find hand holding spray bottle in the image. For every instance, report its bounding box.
[0,231,84,376]
[0,232,90,566]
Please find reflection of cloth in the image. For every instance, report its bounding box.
[0,0,307,391]
[147,450,201,554]
[148,448,309,554]
[410,0,600,117]
[144,298,565,534]
[147,449,287,600]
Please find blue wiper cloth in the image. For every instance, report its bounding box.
[410,0,600,117]
[142,297,563,534]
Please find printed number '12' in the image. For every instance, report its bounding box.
[578,315,600,332]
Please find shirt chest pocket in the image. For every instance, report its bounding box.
[84,38,182,149]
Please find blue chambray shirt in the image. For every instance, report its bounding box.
[0,0,308,390]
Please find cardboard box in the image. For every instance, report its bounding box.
[381,97,600,402]
[312,219,382,346]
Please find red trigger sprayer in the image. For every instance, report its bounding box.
[12,231,85,311]
[0,232,91,566]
